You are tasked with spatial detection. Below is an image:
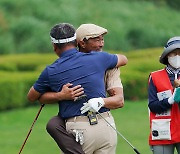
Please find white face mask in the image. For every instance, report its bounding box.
[168,55,180,69]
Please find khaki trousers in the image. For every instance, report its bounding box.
[46,116,85,154]
[66,112,117,154]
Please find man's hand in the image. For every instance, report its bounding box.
[80,97,105,114]
[38,83,84,104]
[59,83,84,101]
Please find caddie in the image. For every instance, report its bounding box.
[148,36,180,154]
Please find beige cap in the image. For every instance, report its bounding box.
[76,24,108,42]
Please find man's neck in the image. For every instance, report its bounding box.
[79,48,90,53]
[57,45,76,56]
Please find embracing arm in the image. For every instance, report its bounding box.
[80,87,124,114]
[27,83,84,104]
[103,87,124,109]
[27,86,41,102]
[38,83,84,104]
[103,68,124,109]
[80,68,125,114]
[116,54,128,67]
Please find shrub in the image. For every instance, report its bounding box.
[122,71,149,100]
[10,16,51,53]
[165,0,180,10]
[121,48,164,100]
[0,53,57,110]
[0,53,57,71]
[0,32,15,54]
[0,71,38,110]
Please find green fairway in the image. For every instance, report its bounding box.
[1,101,151,154]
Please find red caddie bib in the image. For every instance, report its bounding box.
[149,69,180,145]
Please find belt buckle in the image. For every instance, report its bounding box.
[87,111,98,125]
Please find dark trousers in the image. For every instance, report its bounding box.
[46,115,85,154]
[150,143,180,154]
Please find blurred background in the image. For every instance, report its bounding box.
[0,0,179,153]
[0,0,179,54]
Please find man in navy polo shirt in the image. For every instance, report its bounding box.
[28,23,127,154]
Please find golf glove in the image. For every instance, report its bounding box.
[80,97,105,114]
[73,129,84,145]
[168,88,177,104]
[174,87,180,103]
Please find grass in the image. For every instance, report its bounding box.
[0,100,152,154]
[114,100,150,154]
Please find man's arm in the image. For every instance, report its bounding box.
[103,87,124,109]
[80,68,125,114]
[103,68,124,109]
[80,87,124,114]
[27,83,84,104]
[39,84,84,104]
[27,86,41,102]
[116,54,128,67]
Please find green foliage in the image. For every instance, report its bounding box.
[0,71,38,110]
[0,53,58,110]
[165,0,180,10]
[0,53,57,71]
[120,48,164,100]
[0,0,179,53]
[10,16,50,53]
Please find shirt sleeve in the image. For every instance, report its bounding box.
[105,68,123,91]
[33,67,51,94]
[148,76,171,114]
[99,52,118,70]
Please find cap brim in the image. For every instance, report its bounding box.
[85,31,107,40]
[159,44,180,64]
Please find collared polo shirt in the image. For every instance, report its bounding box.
[34,48,118,118]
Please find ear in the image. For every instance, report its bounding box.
[79,40,86,48]
[53,43,57,51]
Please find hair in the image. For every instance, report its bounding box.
[50,23,77,49]
[163,57,168,65]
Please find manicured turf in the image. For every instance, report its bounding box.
[1,101,152,154]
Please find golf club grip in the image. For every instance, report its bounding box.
[134,148,140,154]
